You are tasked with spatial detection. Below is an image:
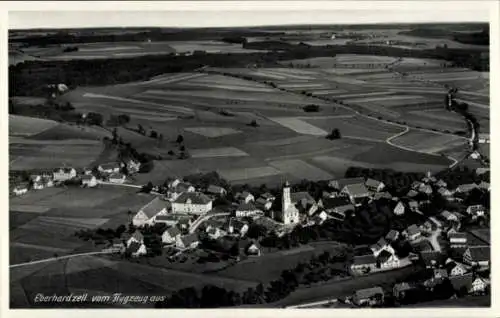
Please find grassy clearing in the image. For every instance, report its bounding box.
[269,159,332,181]
[29,124,110,141]
[190,147,249,158]
[28,188,127,209]
[20,216,110,237]
[268,117,328,136]
[184,127,242,138]
[9,115,59,136]
[218,166,282,182]
[391,129,466,153]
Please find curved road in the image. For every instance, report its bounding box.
[10,250,115,269]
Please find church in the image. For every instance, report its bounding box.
[275,181,300,225]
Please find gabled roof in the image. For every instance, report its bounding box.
[373,192,392,200]
[236,191,253,199]
[467,246,490,262]
[407,189,418,197]
[164,226,181,237]
[385,230,399,241]
[140,197,169,218]
[352,254,377,266]
[343,183,369,196]
[449,232,467,240]
[406,224,421,236]
[255,197,269,206]
[365,178,384,188]
[54,167,75,173]
[174,192,212,205]
[355,286,384,299]
[181,233,199,246]
[236,202,259,212]
[394,282,415,293]
[207,184,226,194]
[450,273,474,291]
[291,191,315,204]
[127,241,144,254]
[131,230,144,242]
[334,204,355,215]
[456,183,478,192]
[261,192,275,200]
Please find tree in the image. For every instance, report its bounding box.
[176,134,184,144]
[137,124,146,135]
[141,182,154,193]
[248,119,259,127]
[327,128,341,140]
[86,112,103,126]
[112,128,118,144]
[150,130,158,139]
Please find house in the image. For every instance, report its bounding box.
[470,277,488,294]
[445,260,468,277]
[365,178,385,192]
[206,226,225,240]
[12,183,29,196]
[30,174,54,190]
[437,187,453,197]
[449,232,467,247]
[411,181,423,190]
[172,181,196,194]
[329,177,365,191]
[385,230,399,242]
[53,167,77,181]
[420,251,446,269]
[155,214,189,227]
[440,210,459,225]
[171,192,213,215]
[178,217,192,231]
[108,172,126,184]
[393,282,417,299]
[81,174,98,188]
[132,197,169,227]
[126,242,147,257]
[370,238,394,257]
[436,179,447,188]
[466,205,485,217]
[175,233,200,250]
[235,191,255,204]
[261,192,276,202]
[341,183,370,205]
[255,197,273,211]
[98,162,121,174]
[408,200,419,212]
[418,183,433,195]
[404,224,422,241]
[206,184,227,196]
[235,202,262,218]
[421,221,433,232]
[330,204,355,219]
[455,183,478,193]
[433,268,448,280]
[393,201,405,215]
[373,192,393,201]
[352,286,385,306]
[463,246,490,268]
[475,168,489,176]
[406,189,419,198]
[126,230,144,247]
[477,181,490,191]
[227,219,249,236]
[450,273,474,294]
[245,241,261,256]
[313,211,328,225]
[291,191,316,210]
[350,254,377,274]
[377,250,400,269]
[162,227,181,244]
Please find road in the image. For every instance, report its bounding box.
[97,181,143,189]
[10,250,115,269]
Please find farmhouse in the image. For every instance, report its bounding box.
[466,205,485,217]
[393,201,405,215]
[98,162,121,174]
[126,242,147,257]
[235,202,262,218]
[341,183,370,205]
[108,173,126,184]
[370,238,393,257]
[261,192,276,202]
[235,191,255,204]
[126,230,144,247]
[365,178,385,192]
[404,224,422,241]
[176,233,200,250]
[463,246,490,268]
[11,182,29,196]
[255,197,273,211]
[329,177,365,190]
[162,227,181,244]
[245,242,262,256]
[275,182,300,225]
[377,250,400,269]
[455,183,478,193]
[81,175,98,188]
[206,184,227,196]
[122,158,141,174]
[471,277,489,295]
[445,260,468,277]
[418,183,433,195]
[350,254,377,274]
[53,167,77,182]
[133,197,170,227]
[31,174,54,190]
[352,286,384,306]
[171,192,213,215]
[226,219,249,236]
[437,187,453,197]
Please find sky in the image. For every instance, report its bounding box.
[8,1,492,29]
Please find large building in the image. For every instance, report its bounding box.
[132,197,170,227]
[275,182,299,225]
[171,192,213,215]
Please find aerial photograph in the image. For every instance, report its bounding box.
[8,4,491,310]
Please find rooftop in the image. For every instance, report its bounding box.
[140,197,170,218]
[343,183,369,196]
[355,286,384,299]
[174,192,212,205]
[352,254,377,266]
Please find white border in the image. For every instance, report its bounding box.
[2,1,499,318]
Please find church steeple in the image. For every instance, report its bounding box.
[282,180,291,214]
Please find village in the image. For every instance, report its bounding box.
[9,153,491,307]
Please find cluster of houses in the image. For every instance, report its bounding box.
[10,158,142,196]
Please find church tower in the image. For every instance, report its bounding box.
[282,181,291,213]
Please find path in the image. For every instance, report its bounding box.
[97,181,143,189]
[10,250,114,269]
[427,228,443,252]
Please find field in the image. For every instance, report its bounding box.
[391,130,468,153]
[9,115,59,136]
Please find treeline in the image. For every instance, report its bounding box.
[399,28,489,46]
[155,249,349,308]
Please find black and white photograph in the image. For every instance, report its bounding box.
[5,1,496,313]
